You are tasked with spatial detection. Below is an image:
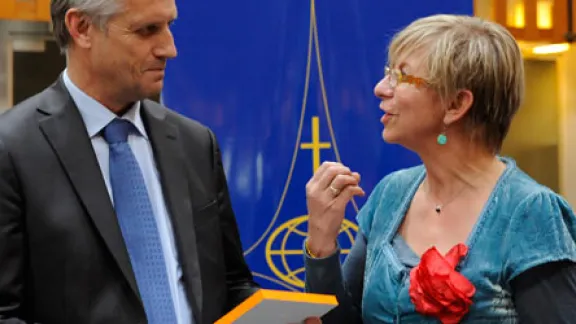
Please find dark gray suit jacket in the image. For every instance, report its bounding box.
[0,77,259,324]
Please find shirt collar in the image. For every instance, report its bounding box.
[62,69,149,139]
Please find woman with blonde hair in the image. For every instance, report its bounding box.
[303,14,576,323]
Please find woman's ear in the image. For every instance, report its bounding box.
[443,89,473,125]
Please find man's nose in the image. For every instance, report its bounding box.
[155,28,178,59]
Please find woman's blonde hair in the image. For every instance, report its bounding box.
[388,14,525,153]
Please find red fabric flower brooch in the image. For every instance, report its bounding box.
[409,243,476,324]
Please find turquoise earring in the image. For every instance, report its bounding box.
[437,127,447,145]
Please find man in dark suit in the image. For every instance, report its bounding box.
[0,0,259,323]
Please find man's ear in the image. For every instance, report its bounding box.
[443,89,473,125]
[64,8,94,50]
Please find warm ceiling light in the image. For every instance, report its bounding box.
[507,0,526,28]
[537,0,553,29]
[532,43,570,54]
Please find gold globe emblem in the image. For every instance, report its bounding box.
[265,215,358,289]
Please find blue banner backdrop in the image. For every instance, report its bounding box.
[162,0,474,291]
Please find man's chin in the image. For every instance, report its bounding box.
[141,83,163,100]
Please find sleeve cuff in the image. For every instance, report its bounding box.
[303,241,344,294]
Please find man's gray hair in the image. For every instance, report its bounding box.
[50,0,123,53]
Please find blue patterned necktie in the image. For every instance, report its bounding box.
[103,118,177,324]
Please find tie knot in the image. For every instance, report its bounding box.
[102,119,134,144]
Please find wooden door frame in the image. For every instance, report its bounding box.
[6,33,53,108]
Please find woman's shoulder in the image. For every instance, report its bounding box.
[356,164,425,237]
[502,158,569,209]
[374,164,425,194]
[499,158,576,282]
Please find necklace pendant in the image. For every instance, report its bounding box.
[435,205,442,213]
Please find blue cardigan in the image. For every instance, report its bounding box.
[305,157,576,323]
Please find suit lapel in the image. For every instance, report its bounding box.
[37,79,141,300]
[141,101,203,322]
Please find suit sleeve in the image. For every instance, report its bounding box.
[0,138,28,323]
[207,129,259,310]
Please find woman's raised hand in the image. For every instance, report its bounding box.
[305,161,365,257]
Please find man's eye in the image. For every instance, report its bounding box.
[138,25,159,36]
